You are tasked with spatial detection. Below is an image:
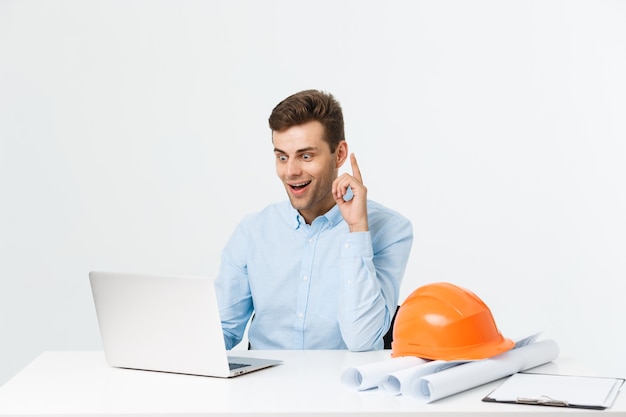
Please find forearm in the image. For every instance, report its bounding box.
[215,228,254,350]
[215,270,253,349]
[337,231,409,351]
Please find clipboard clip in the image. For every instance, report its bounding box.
[517,396,569,407]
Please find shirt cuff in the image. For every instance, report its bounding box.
[341,231,373,259]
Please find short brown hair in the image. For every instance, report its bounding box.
[268,89,345,153]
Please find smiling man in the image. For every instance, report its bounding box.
[215,90,413,351]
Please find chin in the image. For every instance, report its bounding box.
[286,195,310,211]
[288,200,306,211]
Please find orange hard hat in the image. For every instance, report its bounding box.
[391,282,514,360]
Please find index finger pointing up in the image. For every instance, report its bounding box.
[350,153,363,183]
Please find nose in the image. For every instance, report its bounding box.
[286,158,302,177]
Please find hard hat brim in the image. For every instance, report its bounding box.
[392,335,515,361]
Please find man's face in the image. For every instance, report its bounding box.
[273,120,347,224]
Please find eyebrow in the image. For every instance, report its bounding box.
[273,146,318,154]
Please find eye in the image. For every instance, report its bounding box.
[276,154,288,162]
[301,153,312,161]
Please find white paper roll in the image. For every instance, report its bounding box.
[405,339,560,403]
[341,356,427,391]
[379,360,468,396]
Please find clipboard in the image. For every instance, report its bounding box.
[482,372,625,410]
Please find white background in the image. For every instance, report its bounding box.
[1,0,625,386]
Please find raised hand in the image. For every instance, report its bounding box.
[332,153,369,232]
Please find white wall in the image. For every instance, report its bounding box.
[1,0,625,386]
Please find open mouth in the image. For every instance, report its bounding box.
[289,181,311,191]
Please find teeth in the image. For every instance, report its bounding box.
[291,181,310,188]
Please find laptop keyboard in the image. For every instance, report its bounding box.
[229,362,250,370]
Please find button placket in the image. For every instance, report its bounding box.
[293,219,325,347]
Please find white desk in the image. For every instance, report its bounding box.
[0,350,623,416]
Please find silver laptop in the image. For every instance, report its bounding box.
[89,271,282,377]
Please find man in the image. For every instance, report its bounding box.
[215,89,413,351]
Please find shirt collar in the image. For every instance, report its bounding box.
[287,202,344,230]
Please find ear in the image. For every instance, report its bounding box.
[335,140,348,168]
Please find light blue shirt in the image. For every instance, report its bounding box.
[215,200,413,351]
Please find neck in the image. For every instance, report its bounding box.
[299,196,336,225]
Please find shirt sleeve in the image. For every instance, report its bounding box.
[215,223,254,350]
[337,214,413,351]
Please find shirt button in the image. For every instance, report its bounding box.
[309,238,314,244]
[345,242,351,249]
[297,313,303,319]
[302,275,309,282]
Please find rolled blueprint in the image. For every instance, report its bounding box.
[341,356,427,391]
[405,338,560,402]
[379,360,468,396]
